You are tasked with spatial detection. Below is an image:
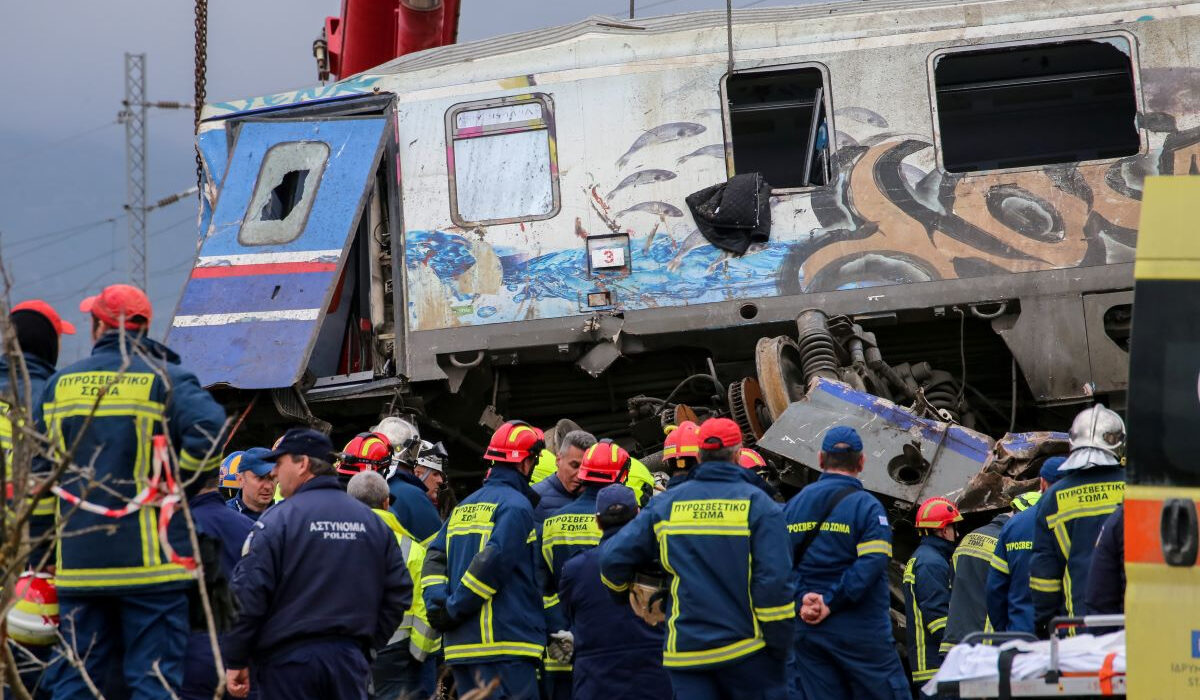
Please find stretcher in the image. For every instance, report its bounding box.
[929,615,1126,698]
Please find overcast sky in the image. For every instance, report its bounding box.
[0,0,798,361]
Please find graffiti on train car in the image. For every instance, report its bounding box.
[404,84,1200,330]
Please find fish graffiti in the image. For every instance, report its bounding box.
[607,169,677,200]
[616,122,706,168]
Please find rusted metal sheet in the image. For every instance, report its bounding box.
[757,377,994,505]
[958,431,1069,512]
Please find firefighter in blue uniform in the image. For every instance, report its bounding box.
[422,420,547,699]
[942,508,1013,653]
[1030,406,1126,637]
[903,496,962,690]
[32,285,227,699]
[224,428,412,699]
[560,484,671,700]
[783,426,909,700]
[986,457,1062,634]
[539,440,633,698]
[600,418,795,699]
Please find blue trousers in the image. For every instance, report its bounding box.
[667,650,786,700]
[542,669,572,700]
[54,591,189,700]
[789,623,909,700]
[451,661,538,700]
[7,641,58,700]
[370,641,437,700]
[254,639,369,700]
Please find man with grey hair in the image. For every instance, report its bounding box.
[533,428,597,521]
[347,469,392,511]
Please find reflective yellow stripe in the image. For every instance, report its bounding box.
[462,571,496,600]
[421,575,448,587]
[912,668,938,681]
[447,524,494,537]
[662,637,765,668]
[653,522,750,537]
[543,594,560,609]
[1030,576,1062,593]
[990,553,1010,575]
[939,642,954,654]
[753,602,795,622]
[544,658,573,672]
[56,563,193,589]
[856,540,892,557]
[178,450,219,472]
[928,616,947,633]
[601,572,629,593]
[442,641,544,661]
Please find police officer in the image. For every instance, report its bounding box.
[903,496,962,689]
[986,487,1048,634]
[783,426,909,700]
[1030,405,1126,636]
[346,470,441,699]
[942,505,1014,653]
[422,420,547,699]
[600,418,794,699]
[225,447,276,521]
[34,284,226,699]
[560,484,670,700]
[375,416,443,543]
[540,440,634,698]
[224,428,411,699]
[533,429,596,521]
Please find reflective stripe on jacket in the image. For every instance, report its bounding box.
[1030,465,1124,634]
[903,536,954,682]
[421,466,546,664]
[32,333,226,593]
[539,485,603,672]
[942,513,1008,652]
[599,461,795,670]
[373,509,441,659]
[1,354,56,519]
[986,506,1038,634]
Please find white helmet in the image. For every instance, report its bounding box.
[372,416,421,466]
[1068,404,1125,456]
[417,440,448,474]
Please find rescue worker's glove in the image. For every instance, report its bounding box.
[427,604,460,633]
[547,630,574,664]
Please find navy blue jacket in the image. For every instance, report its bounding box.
[987,506,1039,634]
[561,530,670,700]
[539,484,603,670]
[532,473,576,521]
[226,494,270,522]
[1085,505,1125,615]
[944,513,1009,652]
[224,475,411,667]
[32,333,226,594]
[1030,465,1125,633]
[904,536,954,683]
[192,491,253,576]
[600,461,795,670]
[422,466,546,664]
[388,469,442,543]
[783,473,894,636]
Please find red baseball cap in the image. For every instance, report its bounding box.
[699,417,743,449]
[11,300,76,336]
[79,284,152,330]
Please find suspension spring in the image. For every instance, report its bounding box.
[795,310,840,383]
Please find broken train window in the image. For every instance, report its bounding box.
[238,141,330,246]
[447,94,560,226]
[933,37,1140,173]
[725,65,832,189]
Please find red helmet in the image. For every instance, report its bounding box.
[662,421,700,468]
[736,448,767,470]
[338,432,392,476]
[915,496,964,530]
[484,421,545,464]
[8,573,58,646]
[579,441,631,484]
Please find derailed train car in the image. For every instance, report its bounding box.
[173,0,1200,496]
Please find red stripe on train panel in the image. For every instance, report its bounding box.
[191,262,338,278]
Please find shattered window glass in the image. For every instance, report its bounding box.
[448,97,559,225]
[238,141,330,246]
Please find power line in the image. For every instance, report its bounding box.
[0,121,118,167]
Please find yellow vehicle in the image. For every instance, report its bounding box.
[1125,175,1200,698]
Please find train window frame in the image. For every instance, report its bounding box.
[444,93,561,227]
[719,61,837,194]
[926,31,1145,176]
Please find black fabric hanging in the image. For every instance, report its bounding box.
[684,172,772,256]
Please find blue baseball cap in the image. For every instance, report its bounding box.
[1040,456,1066,484]
[822,426,863,454]
[238,447,275,477]
[596,483,638,516]
[262,428,335,463]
